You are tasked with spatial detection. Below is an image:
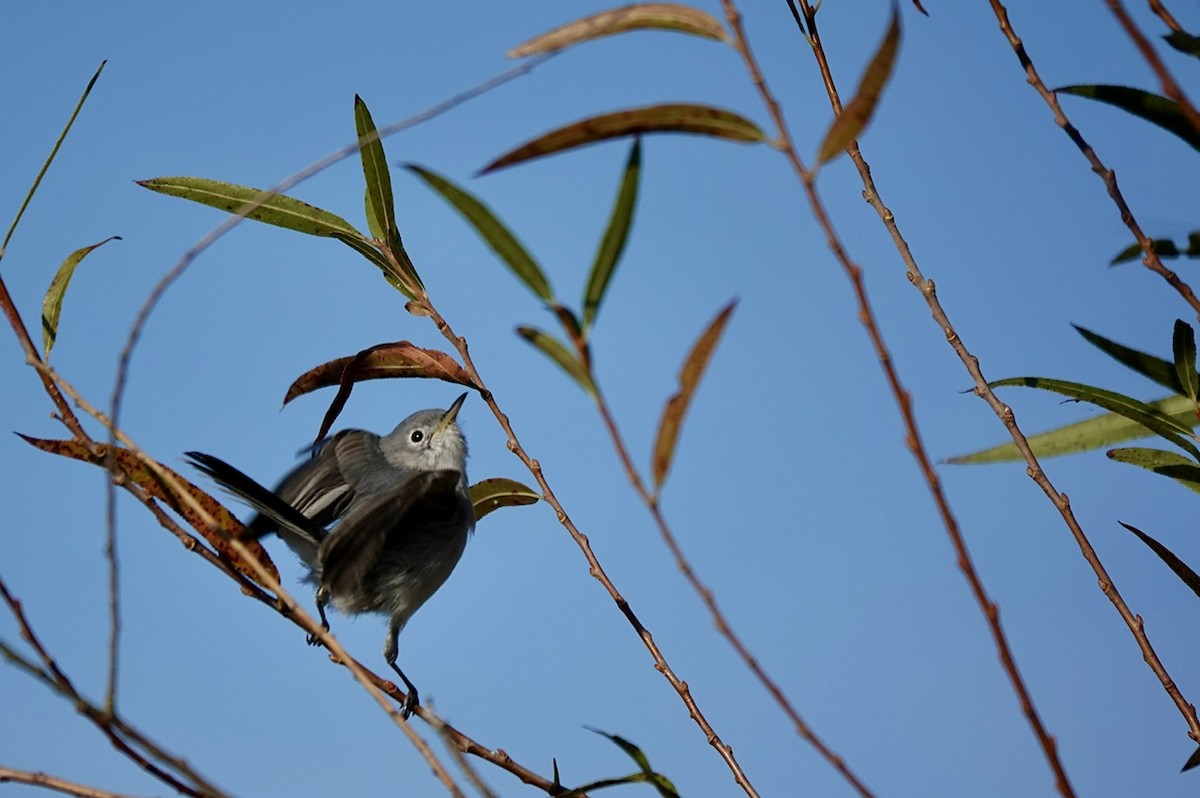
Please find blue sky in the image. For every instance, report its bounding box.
[3,2,1200,796]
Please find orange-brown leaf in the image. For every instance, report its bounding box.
[17,434,277,583]
[284,341,476,406]
[508,3,728,58]
[817,8,901,163]
[651,301,736,492]
[481,104,766,174]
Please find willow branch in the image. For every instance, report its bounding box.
[0,767,142,798]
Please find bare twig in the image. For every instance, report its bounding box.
[418,303,761,798]
[0,766,143,798]
[1148,0,1183,32]
[726,0,1080,793]
[984,0,1200,741]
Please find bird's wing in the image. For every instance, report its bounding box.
[259,430,380,532]
[185,451,327,565]
[317,469,464,600]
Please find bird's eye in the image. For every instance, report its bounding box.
[410,430,424,444]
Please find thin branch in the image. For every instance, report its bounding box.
[419,303,761,798]
[1103,0,1200,136]
[987,0,1200,319]
[727,0,1080,793]
[104,450,121,714]
[1148,0,1183,32]
[0,766,143,798]
[984,0,1200,741]
[590,392,874,796]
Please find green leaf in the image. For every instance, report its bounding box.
[585,728,680,798]
[2,61,106,266]
[1108,447,1200,494]
[1173,320,1200,404]
[516,326,596,397]
[480,103,767,174]
[1119,521,1200,600]
[1072,324,1182,394]
[469,478,541,521]
[41,235,120,357]
[1164,30,1200,58]
[653,301,736,492]
[948,394,1200,464]
[1056,85,1200,150]
[508,3,728,57]
[1110,238,1187,265]
[988,376,1200,459]
[137,177,363,237]
[329,231,416,299]
[584,139,641,330]
[355,95,398,247]
[817,7,901,163]
[1183,745,1200,772]
[405,164,554,303]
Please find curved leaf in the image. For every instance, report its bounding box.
[508,3,728,57]
[990,377,1200,459]
[16,434,278,583]
[652,301,736,492]
[469,477,541,521]
[481,104,766,174]
[516,326,596,397]
[138,177,363,238]
[1073,324,1181,394]
[948,394,1199,464]
[1119,521,1200,600]
[1056,85,1200,150]
[355,95,398,246]
[584,139,641,330]
[1108,447,1200,494]
[1164,30,1200,58]
[405,164,553,303]
[1173,320,1199,403]
[817,7,901,163]
[42,235,121,357]
[284,341,476,406]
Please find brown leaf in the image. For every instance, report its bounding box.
[481,104,766,174]
[17,434,278,583]
[817,7,901,163]
[651,301,736,492]
[508,3,728,58]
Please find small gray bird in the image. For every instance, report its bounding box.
[187,392,473,717]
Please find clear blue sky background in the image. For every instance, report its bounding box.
[3,2,1199,796]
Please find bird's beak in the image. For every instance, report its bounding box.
[433,392,468,437]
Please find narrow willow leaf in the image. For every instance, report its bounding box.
[652,301,736,492]
[42,235,120,357]
[1165,30,1200,58]
[508,3,728,57]
[1184,745,1200,772]
[584,139,640,330]
[586,728,680,798]
[1108,447,1200,494]
[1072,324,1181,394]
[138,177,363,237]
[284,341,476,406]
[481,104,766,174]
[2,61,106,265]
[469,477,541,521]
[817,7,901,163]
[354,93,410,278]
[1056,85,1200,150]
[989,376,1200,459]
[1173,320,1200,403]
[1111,238,1181,265]
[16,434,278,583]
[948,394,1199,464]
[516,326,597,396]
[1119,521,1200,600]
[406,164,554,302]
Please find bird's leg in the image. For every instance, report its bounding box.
[306,586,331,646]
[384,622,419,719]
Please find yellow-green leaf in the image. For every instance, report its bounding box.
[406,164,554,302]
[42,235,120,357]
[1057,85,1200,151]
[817,7,901,163]
[481,104,766,174]
[137,177,363,238]
[652,301,736,492]
[1108,447,1200,494]
[470,478,541,521]
[517,326,596,397]
[584,139,640,330]
[508,3,728,57]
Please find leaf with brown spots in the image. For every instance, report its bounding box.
[16,434,277,583]
[507,3,729,58]
[469,478,541,522]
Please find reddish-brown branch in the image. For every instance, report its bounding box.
[0,766,142,798]
[1148,0,1183,32]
